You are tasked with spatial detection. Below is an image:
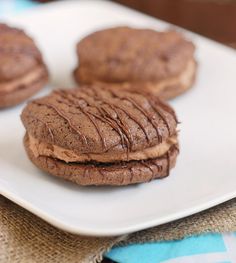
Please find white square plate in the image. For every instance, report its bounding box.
[1,0,236,236]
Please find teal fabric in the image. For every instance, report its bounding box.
[2,2,236,262]
[0,0,37,16]
[14,0,37,11]
[108,234,226,262]
[107,233,236,262]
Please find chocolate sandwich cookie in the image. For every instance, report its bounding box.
[74,26,196,100]
[21,84,179,186]
[0,23,48,108]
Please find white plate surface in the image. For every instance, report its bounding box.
[1,0,236,236]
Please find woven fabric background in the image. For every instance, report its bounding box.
[1,196,236,263]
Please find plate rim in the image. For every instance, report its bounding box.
[1,186,235,236]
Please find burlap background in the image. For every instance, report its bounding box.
[0,195,236,263]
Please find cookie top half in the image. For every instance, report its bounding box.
[75,26,195,84]
[21,84,178,156]
[0,23,44,82]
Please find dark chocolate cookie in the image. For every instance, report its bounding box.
[21,84,179,186]
[74,26,196,100]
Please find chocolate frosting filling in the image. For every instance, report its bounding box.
[0,66,47,94]
[28,133,178,163]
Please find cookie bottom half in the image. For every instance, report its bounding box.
[74,59,196,101]
[24,134,179,186]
